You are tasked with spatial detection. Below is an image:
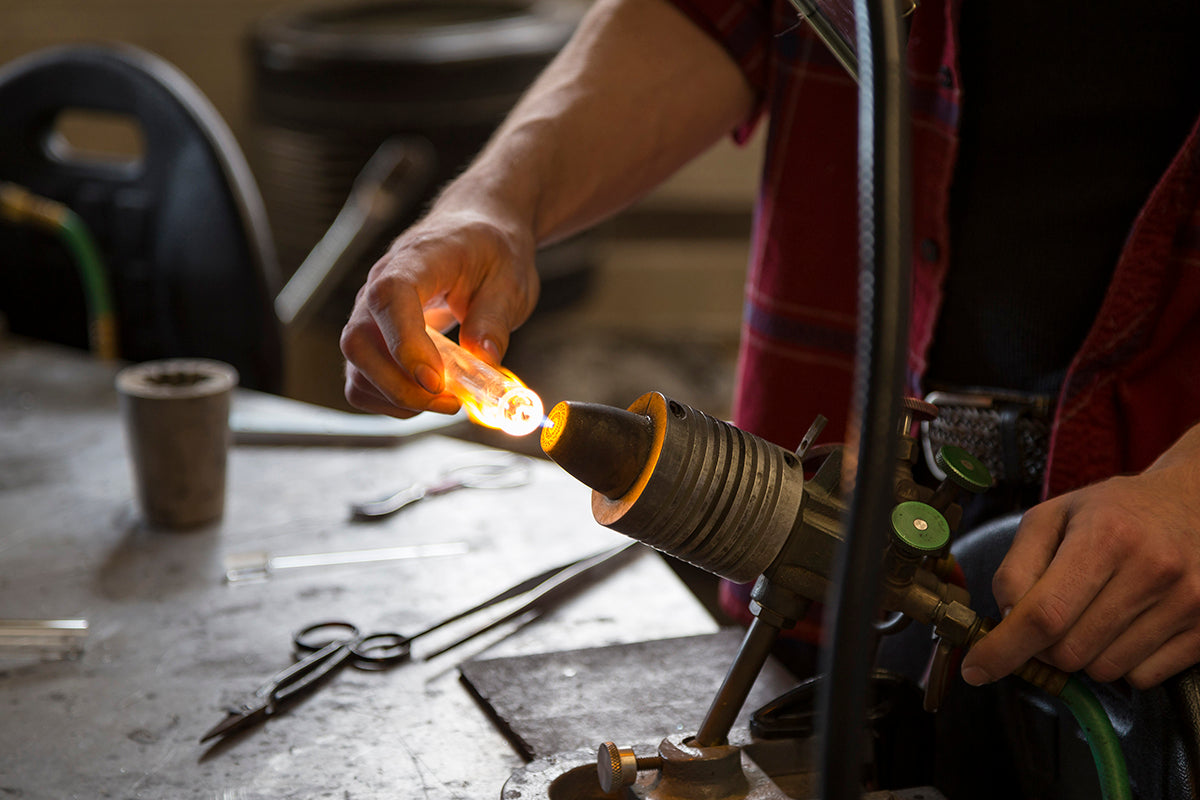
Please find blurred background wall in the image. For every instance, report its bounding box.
[0,0,761,419]
[0,0,296,146]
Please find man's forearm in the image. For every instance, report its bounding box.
[340,0,754,419]
[434,0,755,245]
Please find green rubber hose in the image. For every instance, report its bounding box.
[0,182,118,359]
[57,209,118,359]
[1058,676,1132,800]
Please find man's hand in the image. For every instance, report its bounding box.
[339,207,539,419]
[961,424,1200,689]
[336,0,753,420]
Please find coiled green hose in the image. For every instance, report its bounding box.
[1059,676,1132,800]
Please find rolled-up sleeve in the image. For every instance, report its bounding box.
[666,0,778,141]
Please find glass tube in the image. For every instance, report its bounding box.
[426,326,544,436]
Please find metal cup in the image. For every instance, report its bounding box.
[116,359,238,529]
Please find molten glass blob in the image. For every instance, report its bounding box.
[427,326,544,436]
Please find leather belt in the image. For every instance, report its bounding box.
[921,388,1054,487]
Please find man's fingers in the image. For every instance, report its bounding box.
[340,309,408,404]
[1082,603,1187,685]
[456,264,539,364]
[1041,574,1161,675]
[361,268,445,394]
[961,586,1079,685]
[962,502,1070,683]
[962,535,1114,685]
[1124,627,1200,690]
[344,362,460,418]
[339,211,538,417]
[344,370,418,419]
[424,303,458,335]
[1083,566,1200,686]
[341,305,457,415]
[458,313,510,366]
[990,501,1070,612]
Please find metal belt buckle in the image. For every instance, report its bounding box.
[920,389,1052,485]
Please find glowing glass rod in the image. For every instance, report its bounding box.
[426,326,544,437]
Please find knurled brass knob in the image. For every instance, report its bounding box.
[899,397,939,435]
[597,742,662,794]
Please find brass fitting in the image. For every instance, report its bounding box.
[967,619,1070,696]
[0,182,67,229]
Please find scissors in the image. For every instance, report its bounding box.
[350,453,532,520]
[200,541,640,743]
[199,621,408,743]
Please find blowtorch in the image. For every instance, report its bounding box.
[524,391,1124,800]
[538,393,1014,734]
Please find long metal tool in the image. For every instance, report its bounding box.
[420,541,642,660]
[201,542,642,744]
[785,0,860,80]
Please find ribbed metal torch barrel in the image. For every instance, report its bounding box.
[541,392,806,584]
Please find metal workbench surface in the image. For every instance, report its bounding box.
[0,338,719,799]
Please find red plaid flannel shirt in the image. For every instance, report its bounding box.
[670,0,1200,501]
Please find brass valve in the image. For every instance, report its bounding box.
[890,501,951,557]
[927,445,992,510]
[898,397,939,463]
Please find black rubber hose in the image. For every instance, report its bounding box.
[815,0,912,798]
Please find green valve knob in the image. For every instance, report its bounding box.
[934,444,992,493]
[891,501,951,554]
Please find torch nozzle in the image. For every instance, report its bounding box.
[540,401,655,499]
